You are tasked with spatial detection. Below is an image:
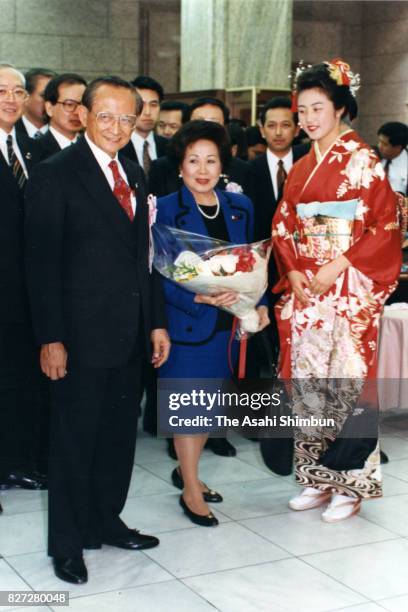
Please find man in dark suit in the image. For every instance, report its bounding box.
[0,64,44,496]
[250,97,309,242]
[120,75,167,174]
[148,97,253,198]
[25,76,170,584]
[15,68,56,139]
[37,73,87,159]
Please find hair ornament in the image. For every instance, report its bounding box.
[288,60,312,112]
[325,58,361,97]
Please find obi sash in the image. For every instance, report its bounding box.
[295,199,359,259]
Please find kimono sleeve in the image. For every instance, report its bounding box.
[271,177,300,293]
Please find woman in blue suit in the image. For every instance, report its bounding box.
[157,120,269,526]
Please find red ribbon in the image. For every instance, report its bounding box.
[228,317,248,379]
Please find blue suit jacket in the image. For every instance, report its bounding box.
[157,186,265,345]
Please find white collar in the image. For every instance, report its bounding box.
[0,126,17,145]
[22,115,48,138]
[267,148,293,167]
[131,129,155,147]
[85,132,119,168]
[49,126,77,150]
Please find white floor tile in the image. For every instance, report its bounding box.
[382,460,408,482]
[362,495,408,536]
[134,435,169,464]
[234,447,276,474]
[6,548,172,599]
[183,558,367,612]
[380,436,408,461]
[0,490,47,515]
[335,605,386,612]
[303,539,408,600]
[0,511,47,556]
[382,474,408,496]
[212,478,296,520]
[142,455,273,486]
[127,465,174,498]
[0,559,33,592]
[241,511,396,556]
[57,580,216,612]
[121,492,231,534]
[144,521,289,578]
[378,593,408,611]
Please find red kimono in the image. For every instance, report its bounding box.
[272,129,401,498]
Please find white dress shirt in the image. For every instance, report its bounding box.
[266,148,293,200]
[0,127,28,177]
[131,130,157,167]
[49,126,78,150]
[85,133,136,214]
[21,115,48,139]
[382,148,408,195]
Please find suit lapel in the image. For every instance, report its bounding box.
[74,138,136,255]
[261,154,276,206]
[16,133,35,174]
[0,149,20,198]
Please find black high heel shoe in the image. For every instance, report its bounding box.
[171,467,223,503]
[179,495,219,527]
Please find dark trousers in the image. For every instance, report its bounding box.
[47,352,141,558]
[0,322,41,479]
[138,361,157,434]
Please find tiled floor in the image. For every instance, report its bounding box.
[1,423,408,612]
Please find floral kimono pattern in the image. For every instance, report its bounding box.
[272,129,402,498]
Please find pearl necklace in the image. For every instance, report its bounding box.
[196,191,220,219]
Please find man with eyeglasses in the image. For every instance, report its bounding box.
[37,73,87,159]
[0,63,44,502]
[25,75,170,585]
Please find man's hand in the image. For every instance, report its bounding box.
[287,270,310,306]
[194,291,239,307]
[257,305,270,331]
[309,255,350,295]
[40,342,67,380]
[151,328,171,368]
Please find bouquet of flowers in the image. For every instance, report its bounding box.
[152,223,271,333]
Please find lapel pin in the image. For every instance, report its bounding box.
[231,214,240,221]
[25,152,32,160]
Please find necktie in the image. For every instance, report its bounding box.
[34,130,42,139]
[142,140,151,175]
[6,135,27,189]
[276,159,287,202]
[108,160,134,221]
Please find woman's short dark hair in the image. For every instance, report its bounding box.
[168,120,231,170]
[296,63,358,121]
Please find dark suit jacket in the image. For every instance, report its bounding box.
[0,133,42,324]
[25,136,166,368]
[120,133,168,172]
[248,144,310,241]
[148,155,253,198]
[37,130,61,160]
[15,118,29,138]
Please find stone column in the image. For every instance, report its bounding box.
[180,0,293,91]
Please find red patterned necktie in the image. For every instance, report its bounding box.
[108,160,134,221]
[276,159,287,202]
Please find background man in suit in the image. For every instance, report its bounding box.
[250,97,309,241]
[156,100,188,139]
[15,67,56,139]
[0,64,44,497]
[377,121,408,196]
[121,75,167,173]
[148,97,253,198]
[38,73,87,159]
[25,76,170,584]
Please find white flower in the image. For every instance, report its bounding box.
[345,148,374,189]
[355,198,369,220]
[342,139,360,152]
[225,181,243,194]
[374,162,385,180]
[239,309,259,333]
[277,221,286,237]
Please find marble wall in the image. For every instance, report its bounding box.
[181,0,292,91]
[0,0,140,83]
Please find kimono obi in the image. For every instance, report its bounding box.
[296,199,358,260]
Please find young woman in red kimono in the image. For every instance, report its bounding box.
[272,60,401,522]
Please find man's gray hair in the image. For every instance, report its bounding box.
[0,62,26,87]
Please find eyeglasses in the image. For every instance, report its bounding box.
[94,112,137,130]
[55,99,81,113]
[0,86,27,101]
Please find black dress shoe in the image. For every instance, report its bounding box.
[179,496,219,527]
[167,438,177,460]
[0,472,47,490]
[205,438,236,457]
[380,450,389,464]
[171,467,223,503]
[53,557,88,584]
[103,529,159,550]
